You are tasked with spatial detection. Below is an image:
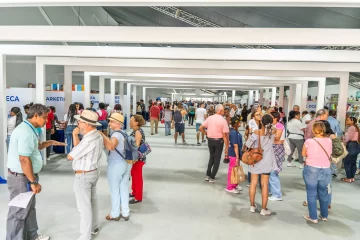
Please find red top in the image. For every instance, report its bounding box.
[97,109,108,121]
[150,106,160,120]
[46,110,54,129]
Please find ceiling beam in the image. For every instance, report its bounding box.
[1,26,360,46]
[0,1,359,7]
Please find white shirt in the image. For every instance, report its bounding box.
[7,116,16,135]
[248,119,259,133]
[195,108,207,124]
[64,114,78,126]
[230,108,236,117]
[287,119,306,139]
[302,114,312,123]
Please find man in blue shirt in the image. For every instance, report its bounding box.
[327,110,342,137]
[7,104,65,240]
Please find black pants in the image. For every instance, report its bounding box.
[46,129,51,158]
[188,113,195,125]
[207,138,224,179]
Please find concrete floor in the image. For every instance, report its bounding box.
[0,125,359,240]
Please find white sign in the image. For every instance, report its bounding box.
[306,101,317,111]
[6,88,36,117]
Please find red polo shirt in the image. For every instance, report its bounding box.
[150,106,160,120]
[46,110,54,129]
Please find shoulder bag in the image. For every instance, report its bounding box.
[241,133,264,166]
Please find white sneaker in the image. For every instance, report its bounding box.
[91,228,100,235]
[268,196,283,201]
[225,188,240,194]
[299,163,304,169]
[35,235,50,240]
[287,162,294,167]
[236,186,243,191]
[205,176,210,181]
[246,184,250,188]
[260,208,272,216]
[209,178,216,183]
[250,204,257,213]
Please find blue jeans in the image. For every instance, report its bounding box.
[65,125,77,153]
[165,121,171,136]
[107,158,132,218]
[269,171,282,198]
[6,135,10,152]
[303,165,332,220]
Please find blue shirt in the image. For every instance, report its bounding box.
[228,128,243,158]
[108,131,125,162]
[327,116,342,136]
[7,120,43,174]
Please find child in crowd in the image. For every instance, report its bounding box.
[226,115,243,194]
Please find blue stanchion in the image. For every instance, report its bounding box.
[0,176,7,184]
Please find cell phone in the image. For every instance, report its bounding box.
[27,183,31,192]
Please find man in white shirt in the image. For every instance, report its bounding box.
[195,102,208,146]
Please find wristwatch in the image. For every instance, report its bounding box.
[29,178,39,185]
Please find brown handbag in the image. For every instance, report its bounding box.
[241,133,264,166]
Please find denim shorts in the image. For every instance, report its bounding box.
[175,123,185,134]
[97,120,109,131]
[196,123,202,132]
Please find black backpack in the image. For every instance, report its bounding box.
[174,110,183,123]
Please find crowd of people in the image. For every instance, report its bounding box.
[4,98,360,239]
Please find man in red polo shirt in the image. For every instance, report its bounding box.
[46,107,55,159]
[149,102,160,135]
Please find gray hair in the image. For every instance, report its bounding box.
[27,104,49,119]
[316,109,328,117]
[215,104,224,113]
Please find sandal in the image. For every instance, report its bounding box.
[121,215,130,221]
[129,199,142,204]
[341,178,352,183]
[106,215,120,221]
[303,201,308,206]
[303,215,318,224]
[319,215,328,222]
[351,178,356,182]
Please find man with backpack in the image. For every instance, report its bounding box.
[173,103,187,145]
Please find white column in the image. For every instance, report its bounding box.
[248,91,254,106]
[142,87,146,108]
[259,90,264,105]
[119,81,124,108]
[295,84,302,108]
[35,59,47,165]
[254,90,259,102]
[301,82,308,112]
[232,90,236,103]
[265,88,270,105]
[110,78,115,109]
[84,72,91,109]
[338,74,349,128]
[271,87,276,107]
[99,76,105,103]
[171,93,174,103]
[64,66,72,113]
[132,85,137,115]
[279,86,284,108]
[126,83,131,130]
[0,55,7,178]
[316,79,326,111]
[288,85,295,114]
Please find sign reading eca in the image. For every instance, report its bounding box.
[6,96,20,102]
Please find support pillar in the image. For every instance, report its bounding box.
[36,59,47,165]
[271,87,276,107]
[110,79,115,109]
[279,86,284,108]
[64,66,72,112]
[316,79,326,111]
[248,91,254,106]
[0,55,7,178]
[132,85,137,115]
[295,84,302,108]
[126,83,131,130]
[265,88,270,105]
[288,85,295,114]
[338,74,349,129]
[232,90,236,104]
[255,90,259,102]
[99,76,105,103]
[84,72,91,109]
[301,82,308,112]
[259,90,264,105]
[119,81,124,108]
[143,87,146,109]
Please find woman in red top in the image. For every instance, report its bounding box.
[97,102,109,136]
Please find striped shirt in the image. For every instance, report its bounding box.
[69,129,103,171]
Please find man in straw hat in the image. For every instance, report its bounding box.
[67,110,104,240]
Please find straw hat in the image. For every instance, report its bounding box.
[108,112,124,124]
[74,110,101,126]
